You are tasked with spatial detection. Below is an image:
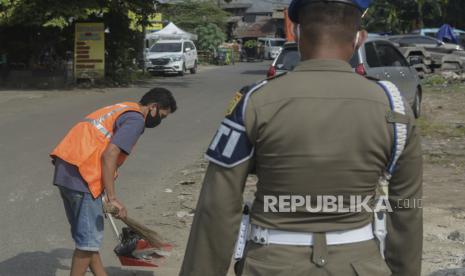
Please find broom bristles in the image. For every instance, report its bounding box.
[104,204,165,248]
[120,216,164,247]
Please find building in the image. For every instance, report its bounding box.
[219,0,292,40]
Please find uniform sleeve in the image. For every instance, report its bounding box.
[110,112,145,155]
[385,113,423,276]
[180,97,257,276]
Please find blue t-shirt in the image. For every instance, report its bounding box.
[53,111,145,193]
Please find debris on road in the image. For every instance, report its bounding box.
[176,211,194,218]
[178,180,196,186]
[448,231,465,243]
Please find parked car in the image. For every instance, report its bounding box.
[267,38,423,118]
[145,39,198,76]
[258,37,286,60]
[388,35,465,72]
[412,28,465,39]
[388,35,464,52]
[267,42,300,78]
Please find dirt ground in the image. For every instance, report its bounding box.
[418,82,465,276]
[136,81,465,276]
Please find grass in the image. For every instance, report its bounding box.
[423,79,465,91]
[418,81,465,138]
[417,118,465,138]
[419,79,465,168]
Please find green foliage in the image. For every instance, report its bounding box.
[158,0,230,33]
[423,74,448,86]
[0,0,158,83]
[365,0,465,33]
[0,0,158,27]
[195,23,226,51]
[244,40,257,48]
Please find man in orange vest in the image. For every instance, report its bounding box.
[51,88,177,276]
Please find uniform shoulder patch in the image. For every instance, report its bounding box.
[225,81,267,125]
[206,81,268,168]
[226,91,244,116]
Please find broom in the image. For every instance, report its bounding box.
[103,203,171,255]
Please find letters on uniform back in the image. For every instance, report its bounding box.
[205,81,267,168]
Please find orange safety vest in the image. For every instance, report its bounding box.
[51,102,146,198]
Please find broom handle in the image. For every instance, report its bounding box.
[103,195,121,241]
[108,213,121,241]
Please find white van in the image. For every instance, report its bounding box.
[258,38,286,60]
[145,39,198,76]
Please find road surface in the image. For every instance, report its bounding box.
[0,62,270,276]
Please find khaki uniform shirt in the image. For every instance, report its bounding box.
[180,59,423,276]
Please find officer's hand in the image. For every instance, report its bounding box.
[110,198,127,219]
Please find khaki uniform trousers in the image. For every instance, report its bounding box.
[235,235,392,276]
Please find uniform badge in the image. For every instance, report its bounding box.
[226,92,243,116]
[206,81,268,168]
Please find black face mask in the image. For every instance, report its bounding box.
[145,109,162,128]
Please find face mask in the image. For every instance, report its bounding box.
[145,108,162,128]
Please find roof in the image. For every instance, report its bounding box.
[220,0,292,14]
[146,23,198,40]
[258,37,286,41]
[220,0,253,9]
[234,18,276,38]
[413,28,465,34]
[388,34,439,40]
[155,39,191,43]
[221,3,252,9]
[365,37,390,43]
[246,1,273,13]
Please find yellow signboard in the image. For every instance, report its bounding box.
[147,22,164,31]
[151,13,162,22]
[147,13,163,31]
[129,12,163,32]
[74,23,105,80]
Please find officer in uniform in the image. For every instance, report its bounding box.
[180,1,423,275]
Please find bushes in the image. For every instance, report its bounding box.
[195,23,226,51]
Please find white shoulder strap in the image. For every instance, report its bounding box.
[374,81,409,259]
[378,81,409,178]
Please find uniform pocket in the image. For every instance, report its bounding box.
[237,243,296,276]
[240,256,295,276]
[351,256,392,276]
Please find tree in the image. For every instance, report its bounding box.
[158,0,230,33]
[0,0,160,83]
[0,0,158,27]
[195,23,226,51]
[444,0,465,29]
[365,0,454,34]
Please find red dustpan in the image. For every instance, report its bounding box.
[108,213,173,270]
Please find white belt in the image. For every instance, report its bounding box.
[250,223,374,246]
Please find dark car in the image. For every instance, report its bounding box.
[267,42,300,78]
[267,38,422,118]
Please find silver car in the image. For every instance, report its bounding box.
[267,38,422,118]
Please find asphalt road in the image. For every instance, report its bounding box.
[0,62,269,276]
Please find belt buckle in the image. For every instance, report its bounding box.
[252,225,268,245]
